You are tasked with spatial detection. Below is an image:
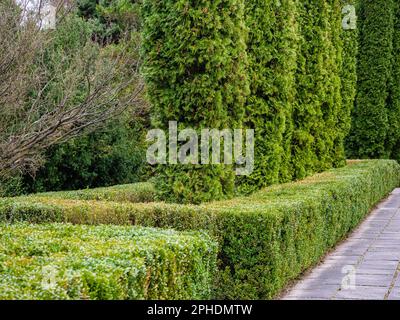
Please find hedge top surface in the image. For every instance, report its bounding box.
[31,182,156,203]
[2,160,397,224]
[0,223,217,300]
[202,160,399,211]
[0,222,209,249]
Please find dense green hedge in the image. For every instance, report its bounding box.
[33,182,156,203]
[146,160,400,299]
[0,223,217,300]
[3,160,399,299]
[330,0,349,167]
[346,0,400,161]
[347,0,395,158]
[142,0,249,203]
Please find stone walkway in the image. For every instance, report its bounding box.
[282,188,400,300]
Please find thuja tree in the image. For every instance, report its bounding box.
[329,0,355,167]
[386,1,400,161]
[316,0,344,169]
[141,0,249,203]
[347,0,394,158]
[340,0,359,163]
[237,0,298,194]
[292,0,344,178]
[239,0,348,192]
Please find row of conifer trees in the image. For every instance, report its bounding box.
[142,0,399,204]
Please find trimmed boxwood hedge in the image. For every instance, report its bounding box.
[33,182,156,203]
[0,223,217,300]
[1,160,399,298]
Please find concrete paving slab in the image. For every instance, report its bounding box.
[281,191,400,300]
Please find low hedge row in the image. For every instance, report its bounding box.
[33,182,156,203]
[2,160,399,299]
[0,223,217,300]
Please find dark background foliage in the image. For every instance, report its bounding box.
[21,114,148,193]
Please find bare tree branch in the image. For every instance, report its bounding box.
[0,0,144,178]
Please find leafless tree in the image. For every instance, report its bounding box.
[0,0,144,178]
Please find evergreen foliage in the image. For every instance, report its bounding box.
[142,1,354,203]
[386,1,400,160]
[4,160,398,299]
[142,0,249,203]
[347,0,394,158]
[22,116,148,193]
[341,0,359,161]
[0,223,217,299]
[292,0,344,179]
[237,0,298,194]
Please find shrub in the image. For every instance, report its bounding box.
[0,175,26,197]
[33,182,156,204]
[149,160,400,299]
[3,160,399,299]
[141,0,249,203]
[77,0,142,43]
[0,223,217,300]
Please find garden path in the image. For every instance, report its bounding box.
[281,188,400,300]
